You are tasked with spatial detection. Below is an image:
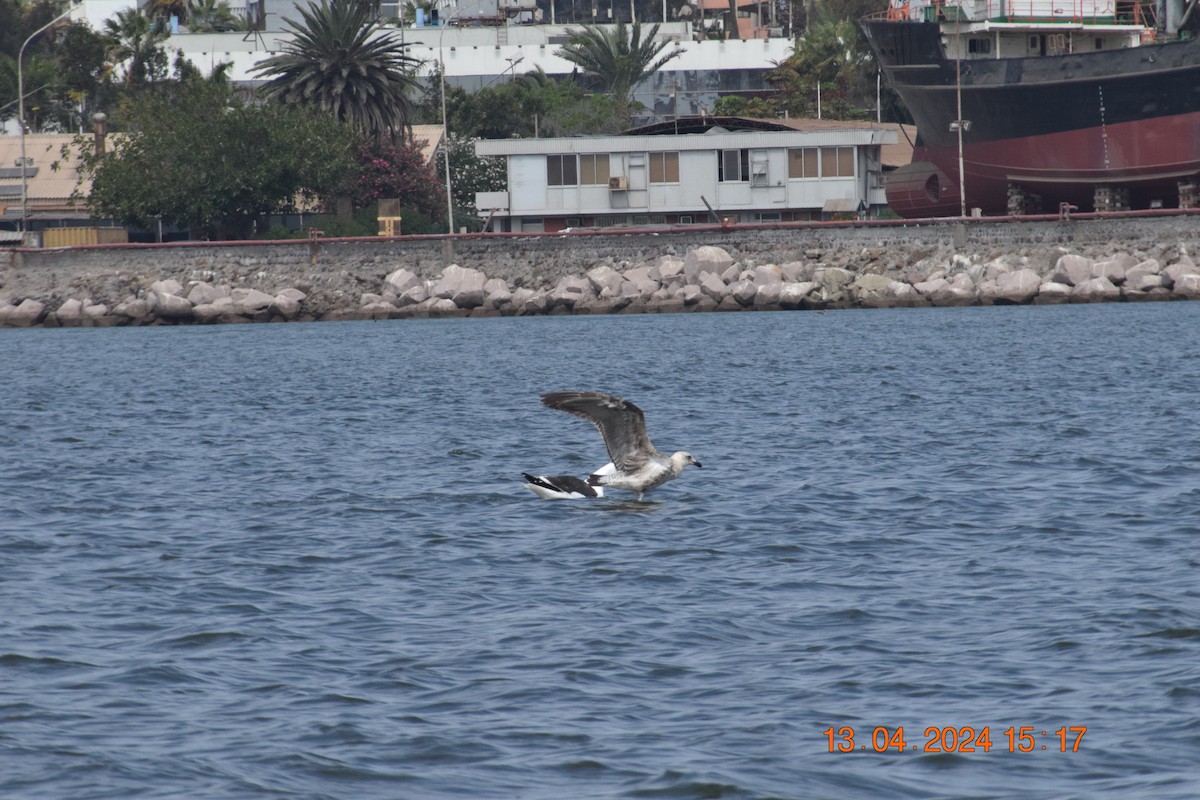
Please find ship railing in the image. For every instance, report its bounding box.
[866,0,1155,25]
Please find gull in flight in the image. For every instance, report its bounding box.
[522,391,701,500]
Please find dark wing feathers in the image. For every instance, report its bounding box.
[540,391,659,471]
[522,472,599,497]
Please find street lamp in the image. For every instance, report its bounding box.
[438,2,462,234]
[18,0,79,236]
[951,16,971,218]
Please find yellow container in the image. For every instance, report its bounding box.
[42,227,129,248]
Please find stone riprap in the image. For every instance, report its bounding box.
[3,216,1200,327]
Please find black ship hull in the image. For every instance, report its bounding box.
[861,18,1200,216]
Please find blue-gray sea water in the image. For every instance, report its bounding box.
[2,303,1198,800]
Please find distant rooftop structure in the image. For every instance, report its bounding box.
[0,134,93,229]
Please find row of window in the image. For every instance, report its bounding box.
[546,148,856,186]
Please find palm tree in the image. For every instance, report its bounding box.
[251,0,420,142]
[145,0,189,25]
[556,20,683,128]
[103,9,169,88]
[187,0,244,32]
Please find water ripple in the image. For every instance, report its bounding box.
[1,306,1199,799]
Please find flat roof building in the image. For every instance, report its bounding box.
[473,117,908,232]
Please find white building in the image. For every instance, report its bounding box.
[474,117,904,232]
[70,0,793,122]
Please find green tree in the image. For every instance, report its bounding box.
[771,15,873,119]
[186,0,244,32]
[555,20,683,128]
[145,0,188,26]
[712,94,778,118]
[252,0,421,142]
[59,22,118,124]
[81,76,358,238]
[435,133,505,227]
[103,9,169,89]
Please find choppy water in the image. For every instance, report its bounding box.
[2,303,1199,799]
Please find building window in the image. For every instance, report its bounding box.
[788,148,819,179]
[719,149,750,182]
[579,154,610,185]
[820,146,855,178]
[547,155,578,186]
[649,152,679,183]
[968,38,991,54]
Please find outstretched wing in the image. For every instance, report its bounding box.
[541,391,659,472]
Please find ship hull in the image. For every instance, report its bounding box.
[861,19,1200,216]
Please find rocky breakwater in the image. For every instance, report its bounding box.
[2,243,1199,328]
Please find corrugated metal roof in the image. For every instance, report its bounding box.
[410,124,445,165]
[476,123,896,157]
[0,134,91,219]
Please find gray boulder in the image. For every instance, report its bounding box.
[780,261,811,282]
[149,279,185,299]
[1034,281,1072,304]
[432,264,488,309]
[1049,254,1093,286]
[992,268,1042,304]
[728,278,757,306]
[8,299,46,326]
[656,256,685,280]
[187,282,229,306]
[913,277,949,297]
[396,285,428,308]
[1091,259,1128,284]
[232,288,276,314]
[930,273,976,306]
[586,264,624,296]
[683,245,734,281]
[194,297,237,323]
[753,264,783,285]
[1162,260,1200,288]
[384,267,420,294]
[681,285,704,306]
[1070,276,1120,302]
[1125,271,1164,292]
[269,294,301,320]
[56,298,84,325]
[361,301,396,319]
[1124,259,1160,286]
[484,278,511,309]
[890,282,927,307]
[754,282,782,307]
[114,297,150,320]
[1173,273,1200,299]
[550,275,592,310]
[779,281,814,309]
[815,267,854,296]
[698,271,728,302]
[154,293,194,320]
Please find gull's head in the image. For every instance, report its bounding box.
[671,451,702,471]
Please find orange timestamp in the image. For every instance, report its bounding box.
[823,725,1087,754]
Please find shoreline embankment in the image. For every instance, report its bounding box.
[3,214,1200,328]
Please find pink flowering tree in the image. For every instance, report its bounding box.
[349,138,444,220]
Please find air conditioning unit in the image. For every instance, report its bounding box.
[608,176,628,191]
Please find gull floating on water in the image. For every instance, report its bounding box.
[523,391,701,500]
